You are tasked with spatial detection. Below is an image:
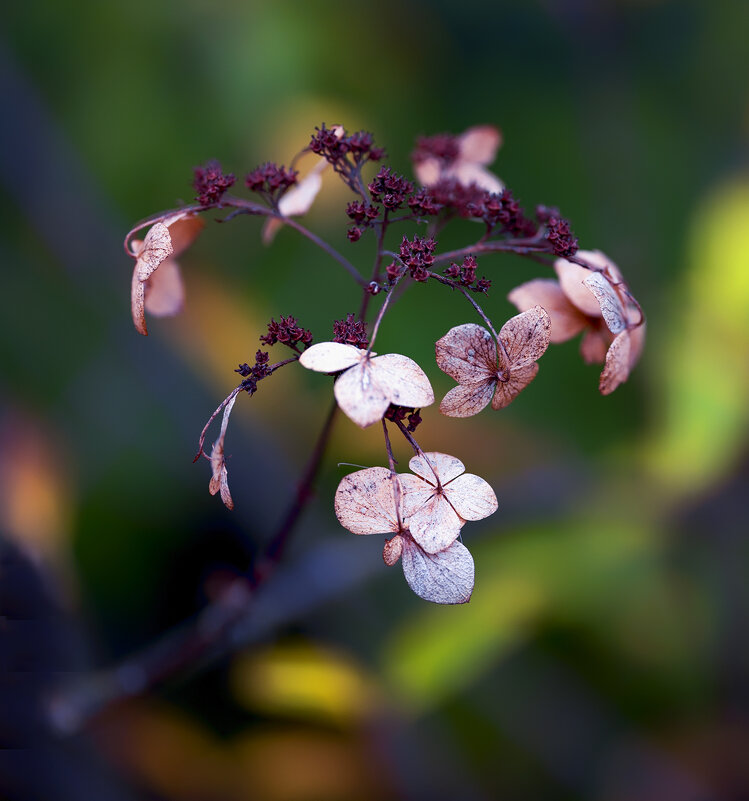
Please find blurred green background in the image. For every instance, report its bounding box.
[2,1,749,799]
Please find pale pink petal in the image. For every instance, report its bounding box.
[580,249,624,284]
[507,279,588,343]
[435,323,496,383]
[131,270,148,336]
[449,162,503,194]
[444,474,498,521]
[401,538,475,604]
[491,363,539,409]
[408,452,466,485]
[369,353,435,409]
[554,257,602,317]
[333,361,391,428]
[401,486,463,554]
[627,322,646,370]
[498,306,551,368]
[208,393,237,511]
[580,327,609,364]
[261,217,283,246]
[135,222,173,282]
[278,160,326,217]
[439,379,495,418]
[414,157,441,187]
[599,331,631,395]
[144,258,185,317]
[167,214,204,257]
[299,342,364,373]
[458,125,502,166]
[383,534,404,566]
[334,467,401,535]
[583,272,627,334]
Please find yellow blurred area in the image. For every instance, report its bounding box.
[0,411,74,563]
[96,699,386,801]
[647,178,749,492]
[230,641,380,725]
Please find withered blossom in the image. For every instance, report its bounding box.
[507,250,645,394]
[435,306,551,417]
[299,342,434,428]
[334,466,476,604]
[208,392,238,511]
[128,211,204,336]
[413,125,504,194]
[261,157,328,245]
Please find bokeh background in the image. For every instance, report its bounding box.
[2,1,749,799]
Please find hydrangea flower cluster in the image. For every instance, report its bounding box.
[124,122,645,604]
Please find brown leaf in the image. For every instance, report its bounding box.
[507,278,588,343]
[334,467,401,536]
[599,330,631,395]
[491,363,539,409]
[401,538,475,605]
[498,306,551,368]
[435,323,496,384]
[383,534,404,566]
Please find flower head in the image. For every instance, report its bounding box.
[507,250,645,394]
[299,342,434,428]
[128,211,204,336]
[435,306,551,416]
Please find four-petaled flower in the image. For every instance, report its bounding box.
[435,306,551,417]
[412,125,504,194]
[507,250,645,394]
[299,342,434,428]
[334,465,485,604]
[128,211,204,336]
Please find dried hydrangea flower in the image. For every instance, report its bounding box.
[208,392,237,510]
[412,125,504,194]
[435,306,551,417]
[128,212,204,336]
[261,158,328,245]
[334,466,476,604]
[399,452,498,553]
[299,342,434,428]
[507,250,645,394]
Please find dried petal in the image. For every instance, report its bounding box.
[554,257,602,317]
[408,452,465,486]
[333,360,393,428]
[627,322,646,370]
[367,354,434,409]
[414,157,441,187]
[167,214,204,257]
[599,330,631,395]
[278,160,326,217]
[442,473,498,521]
[435,323,496,383]
[458,125,502,166]
[399,474,463,553]
[131,271,148,336]
[583,272,627,334]
[299,342,364,373]
[450,162,503,194]
[580,327,609,364]
[208,393,237,510]
[144,258,184,317]
[334,467,401,535]
[498,306,551,368]
[134,222,173,282]
[439,379,495,418]
[507,279,588,343]
[401,538,475,605]
[491,363,539,409]
[383,534,404,566]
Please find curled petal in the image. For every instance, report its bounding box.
[131,270,148,336]
[445,474,498,521]
[507,279,588,344]
[383,534,404,566]
[333,361,392,428]
[369,354,434,409]
[167,214,204,257]
[580,327,610,364]
[401,538,475,605]
[439,379,495,418]
[299,342,364,373]
[458,125,502,166]
[554,257,602,317]
[334,467,401,535]
[599,331,632,395]
[583,272,627,334]
[144,258,184,317]
[491,363,539,409]
[408,452,465,485]
[435,323,496,383]
[134,222,173,282]
[208,392,238,511]
[499,306,551,368]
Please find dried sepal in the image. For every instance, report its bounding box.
[208,393,238,510]
[401,538,475,605]
[143,258,184,317]
[383,534,404,566]
[434,323,496,385]
[334,466,402,536]
[499,306,552,367]
[507,278,588,343]
[301,343,434,429]
[583,272,627,334]
[262,158,328,245]
[599,330,632,395]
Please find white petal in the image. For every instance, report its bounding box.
[334,467,401,535]
[408,452,465,485]
[414,157,441,187]
[299,342,364,373]
[449,162,503,194]
[333,360,391,428]
[401,538,475,604]
[278,161,326,217]
[370,353,434,409]
[135,222,173,282]
[583,272,627,334]
[444,474,498,521]
[400,475,463,554]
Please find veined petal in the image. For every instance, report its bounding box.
[299,342,364,373]
[491,363,539,409]
[131,270,148,336]
[439,379,495,418]
[583,272,627,334]
[435,323,496,383]
[499,306,551,368]
[401,538,475,605]
[334,467,401,535]
[401,485,463,554]
[508,279,588,343]
[408,452,465,485]
[383,534,404,566]
[445,473,498,521]
[333,360,391,428]
[135,222,173,282]
[369,353,434,409]
[599,330,631,395]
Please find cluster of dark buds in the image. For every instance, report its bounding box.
[193,161,235,207]
[124,120,645,605]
